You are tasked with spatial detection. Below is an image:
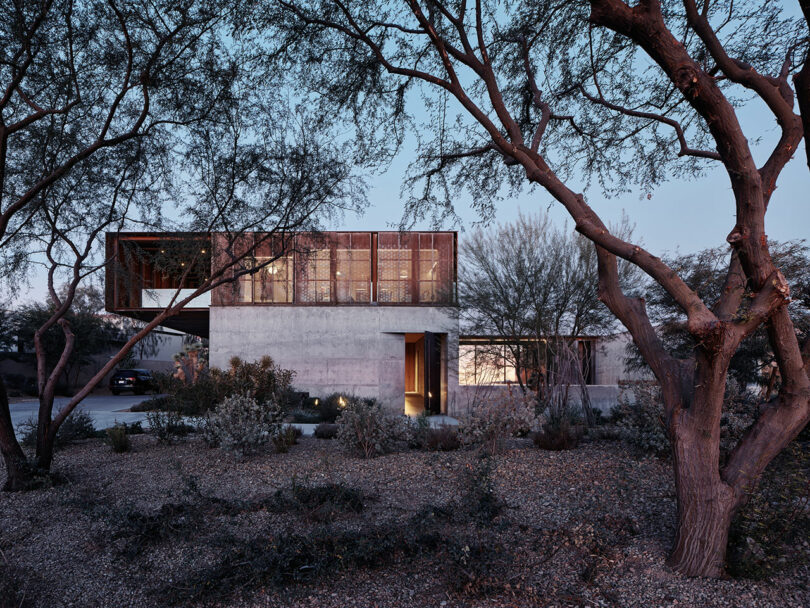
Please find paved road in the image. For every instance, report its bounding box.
[10,394,154,432]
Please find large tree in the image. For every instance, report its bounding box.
[0,0,364,490]
[264,0,810,576]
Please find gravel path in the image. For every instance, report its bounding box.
[0,436,807,608]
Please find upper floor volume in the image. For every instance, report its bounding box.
[105,231,458,336]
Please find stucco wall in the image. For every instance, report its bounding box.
[210,306,459,413]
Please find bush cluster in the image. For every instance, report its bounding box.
[458,391,539,454]
[146,410,196,443]
[335,397,406,458]
[150,356,295,416]
[18,410,98,448]
[202,394,284,459]
[611,382,670,458]
[105,424,131,453]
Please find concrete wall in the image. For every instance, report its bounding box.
[592,332,653,385]
[210,306,459,413]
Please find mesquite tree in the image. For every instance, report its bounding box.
[265,0,810,576]
[0,0,363,490]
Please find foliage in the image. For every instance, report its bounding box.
[146,411,194,444]
[317,393,349,423]
[458,391,540,455]
[272,426,301,454]
[10,289,125,389]
[203,394,283,459]
[461,453,505,525]
[409,416,461,451]
[313,423,338,439]
[269,481,365,523]
[172,342,208,385]
[335,397,406,458]
[19,410,99,449]
[156,356,295,416]
[624,242,810,388]
[105,425,131,453]
[130,395,174,413]
[445,536,511,596]
[533,413,584,451]
[728,441,810,578]
[611,383,670,458]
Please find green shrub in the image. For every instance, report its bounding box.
[272,426,301,453]
[335,397,405,458]
[317,393,346,423]
[462,453,505,525]
[17,410,98,448]
[532,413,584,451]
[203,394,283,458]
[153,356,296,416]
[105,424,131,453]
[420,426,460,451]
[314,422,338,439]
[458,391,539,455]
[728,441,810,578]
[146,410,195,443]
[131,395,175,412]
[611,383,670,457]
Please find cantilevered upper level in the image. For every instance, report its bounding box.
[105,231,458,337]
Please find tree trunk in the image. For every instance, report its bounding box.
[667,402,736,577]
[0,377,33,491]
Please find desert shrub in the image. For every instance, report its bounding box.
[269,481,365,522]
[288,408,322,423]
[445,536,512,596]
[463,453,505,524]
[120,420,144,434]
[458,390,539,454]
[317,393,347,423]
[146,410,195,443]
[533,412,584,451]
[272,426,301,453]
[611,382,670,458]
[154,356,295,416]
[105,424,131,453]
[314,422,338,439]
[728,441,810,578]
[335,397,406,458]
[18,410,98,448]
[56,410,98,444]
[131,394,174,412]
[424,426,461,451]
[203,394,283,458]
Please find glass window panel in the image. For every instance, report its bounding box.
[377,236,412,303]
[298,248,331,303]
[253,256,292,303]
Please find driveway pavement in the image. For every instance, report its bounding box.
[9,394,154,432]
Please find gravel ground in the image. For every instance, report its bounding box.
[1,436,807,608]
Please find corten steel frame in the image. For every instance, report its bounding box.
[106,231,458,336]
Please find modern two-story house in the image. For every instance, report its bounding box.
[105,231,459,415]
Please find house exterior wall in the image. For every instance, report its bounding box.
[209,305,460,414]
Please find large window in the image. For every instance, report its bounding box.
[458,343,518,385]
[378,232,413,303]
[209,231,456,306]
[253,256,293,303]
[335,232,371,303]
[297,248,331,303]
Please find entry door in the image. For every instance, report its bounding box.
[424,331,442,414]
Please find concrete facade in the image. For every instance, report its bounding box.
[210,305,460,414]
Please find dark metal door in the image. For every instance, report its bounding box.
[423,332,442,414]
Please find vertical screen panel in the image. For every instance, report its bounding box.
[377,232,413,303]
[296,234,333,303]
[336,232,371,303]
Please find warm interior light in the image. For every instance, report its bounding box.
[160,249,165,253]
[180,262,186,267]
[314,398,319,406]
[428,392,433,398]
[336,271,342,276]
[338,396,346,407]
[201,249,206,254]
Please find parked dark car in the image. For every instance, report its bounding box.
[109,369,155,395]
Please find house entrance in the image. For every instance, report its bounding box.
[404,332,442,416]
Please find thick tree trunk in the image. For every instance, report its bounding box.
[668,429,736,577]
[0,377,33,491]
